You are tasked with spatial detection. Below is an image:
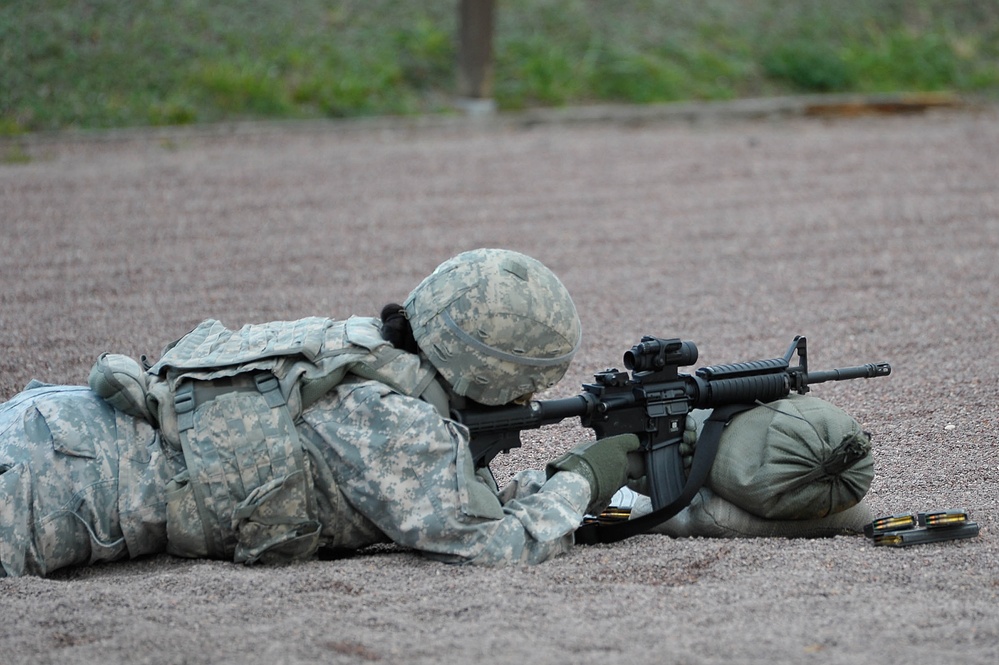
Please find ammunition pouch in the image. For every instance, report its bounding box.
[164,372,320,563]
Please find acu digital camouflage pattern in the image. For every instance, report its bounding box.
[404,248,582,406]
[0,315,596,576]
[300,376,592,564]
[163,386,323,564]
[0,384,180,576]
[139,315,445,565]
[139,316,447,447]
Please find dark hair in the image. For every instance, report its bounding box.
[380,303,420,355]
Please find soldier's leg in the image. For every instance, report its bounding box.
[0,385,171,576]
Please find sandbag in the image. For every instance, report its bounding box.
[632,487,874,539]
[704,394,873,520]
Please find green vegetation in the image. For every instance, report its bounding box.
[2,0,998,135]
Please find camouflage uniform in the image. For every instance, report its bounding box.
[1,249,596,577]
[300,376,590,565]
[0,384,180,576]
[0,322,591,577]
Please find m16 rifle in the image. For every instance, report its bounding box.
[452,335,890,542]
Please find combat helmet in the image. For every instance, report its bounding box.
[404,248,581,406]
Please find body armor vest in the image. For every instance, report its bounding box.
[90,316,448,563]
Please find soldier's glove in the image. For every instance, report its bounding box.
[546,433,641,514]
[628,414,699,496]
[679,413,699,474]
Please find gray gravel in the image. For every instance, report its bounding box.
[1,102,998,664]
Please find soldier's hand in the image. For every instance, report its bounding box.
[546,433,641,513]
[679,414,698,473]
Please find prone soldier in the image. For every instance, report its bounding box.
[0,248,884,577]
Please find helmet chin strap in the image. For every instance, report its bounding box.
[443,384,468,408]
[512,392,535,406]
[449,374,473,398]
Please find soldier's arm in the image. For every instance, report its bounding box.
[304,382,591,565]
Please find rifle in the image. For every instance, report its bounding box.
[452,335,891,542]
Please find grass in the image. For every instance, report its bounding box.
[2,0,998,135]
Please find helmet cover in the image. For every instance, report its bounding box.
[403,248,581,406]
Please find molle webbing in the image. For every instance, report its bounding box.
[173,372,320,562]
[148,317,447,564]
[150,317,329,375]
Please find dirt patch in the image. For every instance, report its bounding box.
[2,105,998,664]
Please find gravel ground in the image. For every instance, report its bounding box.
[1,101,997,664]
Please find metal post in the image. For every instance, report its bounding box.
[456,0,496,115]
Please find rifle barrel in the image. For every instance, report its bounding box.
[808,362,891,385]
